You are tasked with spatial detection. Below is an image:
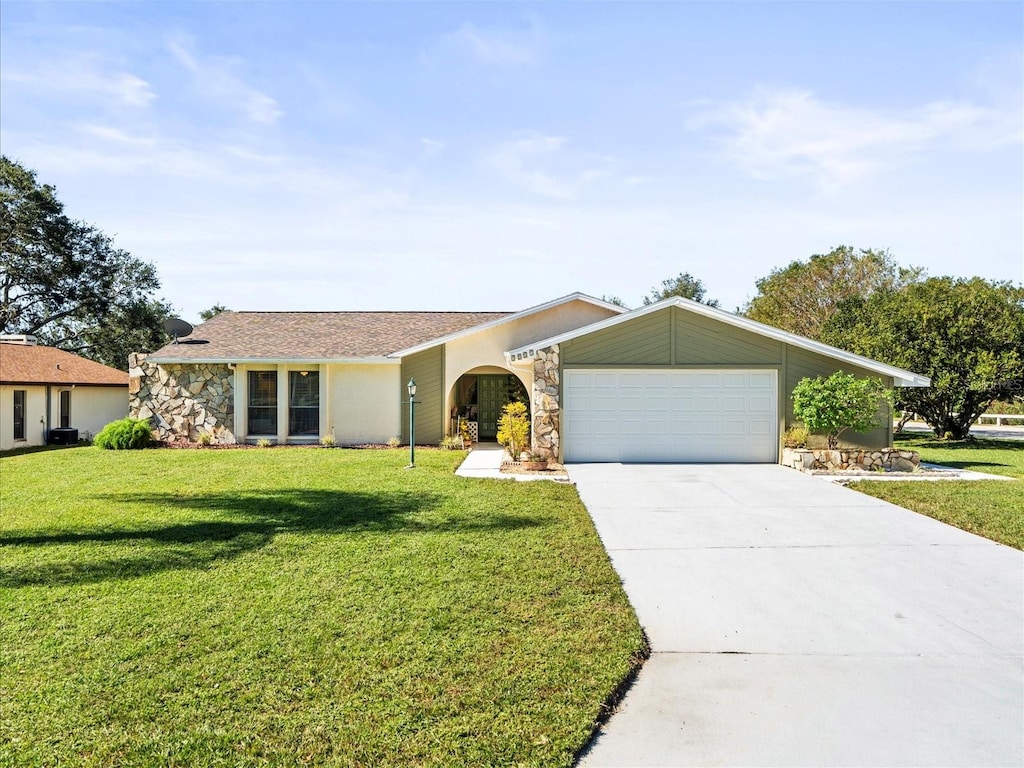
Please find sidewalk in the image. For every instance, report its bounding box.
[454,443,567,482]
[900,421,1024,442]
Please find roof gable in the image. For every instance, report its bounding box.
[387,293,627,358]
[0,343,129,386]
[147,310,513,362]
[505,297,931,387]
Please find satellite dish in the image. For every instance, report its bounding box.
[163,317,194,344]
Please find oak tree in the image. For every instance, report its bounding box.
[743,246,921,338]
[0,156,172,368]
[642,272,719,307]
[823,277,1024,439]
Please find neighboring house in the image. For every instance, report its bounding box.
[130,293,930,463]
[0,335,129,451]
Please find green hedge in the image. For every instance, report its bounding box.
[94,418,155,450]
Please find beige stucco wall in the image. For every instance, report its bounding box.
[0,385,46,450]
[441,299,620,435]
[233,362,400,444]
[326,363,402,445]
[59,387,129,440]
[0,384,127,451]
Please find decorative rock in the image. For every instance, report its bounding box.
[129,353,236,442]
[531,344,561,460]
[783,446,921,474]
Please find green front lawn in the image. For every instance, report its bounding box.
[851,435,1024,550]
[0,447,645,767]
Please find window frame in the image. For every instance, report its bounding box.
[247,371,278,436]
[59,389,72,429]
[288,370,320,437]
[13,389,26,441]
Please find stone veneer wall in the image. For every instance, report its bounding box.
[782,447,920,473]
[531,345,560,460]
[128,353,236,443]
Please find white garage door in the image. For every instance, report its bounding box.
[563,369,778,463]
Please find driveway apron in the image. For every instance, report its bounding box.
[572,464,1024,767]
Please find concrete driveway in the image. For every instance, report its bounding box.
[572,464,1024,767]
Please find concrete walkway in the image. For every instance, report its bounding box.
[453,443,508,479]
[453,443,565,482]
[572,463,1024,767]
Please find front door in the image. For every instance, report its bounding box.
[477,375,504,440]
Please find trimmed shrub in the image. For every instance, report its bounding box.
[496,401,530,459]
[94,418,155,450]
[783,424,809,448]
[792,372,892,449]
[439,435,464,450]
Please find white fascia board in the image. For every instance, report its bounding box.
[386,292,628,359]
[147,356,400,365]
[505,297,931,388]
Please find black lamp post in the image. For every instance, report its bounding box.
[407,378,417,468]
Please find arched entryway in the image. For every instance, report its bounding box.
[449,368,529,442]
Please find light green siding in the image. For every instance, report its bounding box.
[785,347,892,450]
[400,346,444,445]
[562,308,671,365]
[673,307,783,365]
[563,306,787,367]
[557,305,895,456]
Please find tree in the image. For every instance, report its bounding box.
[642,272,719,307]
[743,246,922,339]
[199,304,230,322]
[601,295,627,308]
[791,371,892,449]
[823,277,1024,439]
[0,156,171,368]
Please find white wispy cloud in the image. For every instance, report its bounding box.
[1,55,155,107]
[484,135,614,199]
[442,21,544,66]
[419,137,446,159]
[167,37,283,125]
[485,135,575,199]
[690,88,1021,188]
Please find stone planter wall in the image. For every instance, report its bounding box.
[782,447,920,473]
[129,353,236,443]
[531,345,560,460]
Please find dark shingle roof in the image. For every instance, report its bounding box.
[0,342,129,386]
[148,311,513,361]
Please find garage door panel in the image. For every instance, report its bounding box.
[564,369,778,463]
[749,419,774,434]
[723,418,747,436]
[670,397,696,412]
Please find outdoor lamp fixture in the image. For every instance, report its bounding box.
[406,378,417,468]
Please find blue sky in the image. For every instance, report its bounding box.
[2,1,1021,322]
